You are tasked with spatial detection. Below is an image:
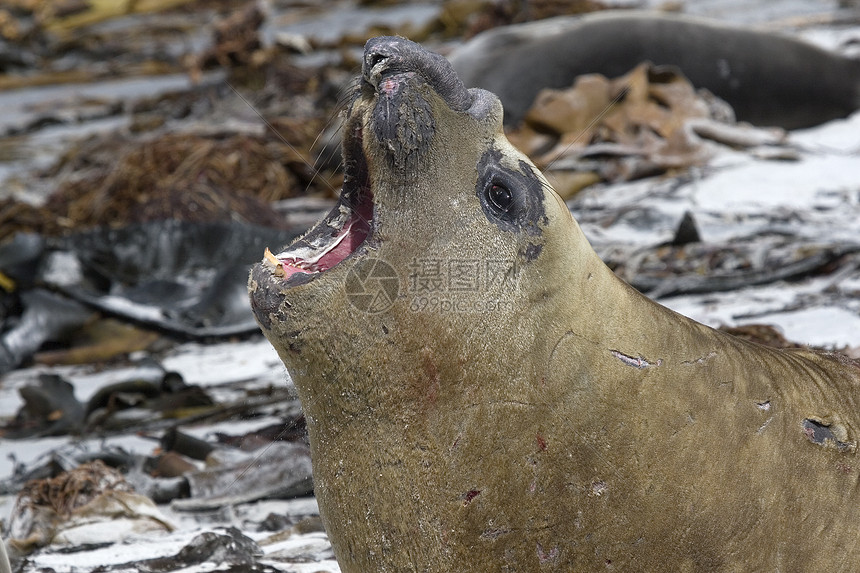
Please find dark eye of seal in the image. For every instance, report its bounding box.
[486,183,514,213]
[475,148,547,237]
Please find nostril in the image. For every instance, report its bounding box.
[368,52,388,70]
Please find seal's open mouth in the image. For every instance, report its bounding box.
[259,35,485,283]
[264,119,372,281]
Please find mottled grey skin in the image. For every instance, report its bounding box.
[448,11,860,129]
[249,37,860,572]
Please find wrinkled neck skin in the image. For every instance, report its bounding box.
[250,37,860,573]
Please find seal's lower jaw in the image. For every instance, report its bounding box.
[263,121,373,283]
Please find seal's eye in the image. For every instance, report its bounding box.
[487,183,514,213]
[476,149,546,237]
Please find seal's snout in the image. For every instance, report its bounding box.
[363,36,474,112]
[362,40,394,88]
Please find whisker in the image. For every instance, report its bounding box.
[223,414,305,493]
[227,70,372,229]
[304,112,348,197]
[309,78,359,160]
[303,78,362,197]
[543,83,631,173]
[226,80,340,195]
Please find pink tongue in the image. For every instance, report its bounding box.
[281,264,311,279]
[279,203,372,278]
[316,220,369,268]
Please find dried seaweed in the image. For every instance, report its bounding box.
[508,62,787,198]
[15,460,133,519]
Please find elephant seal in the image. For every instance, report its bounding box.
[448,11,860,129]
[249,37,860,571]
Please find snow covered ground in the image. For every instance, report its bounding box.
[1,1,859,571]
[575,111,860,350]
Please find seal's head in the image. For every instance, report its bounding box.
[252,37,569,282]
[249,36,591,383]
